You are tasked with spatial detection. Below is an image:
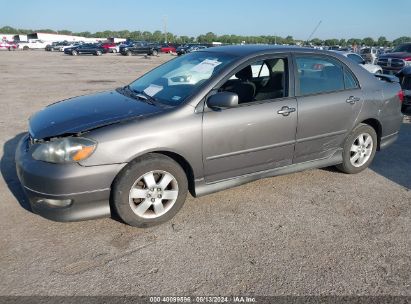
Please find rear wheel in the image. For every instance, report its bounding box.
[95,50,102,56]
[151,49,158,56]
[111,49,117,53]
[336,124,377,174]
[112,153,188,227]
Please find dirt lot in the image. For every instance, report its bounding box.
[0,51,410,296]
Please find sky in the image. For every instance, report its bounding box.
[1,0,410,40]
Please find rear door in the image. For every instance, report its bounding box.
[293,54,363,163]
[202,54,298,182]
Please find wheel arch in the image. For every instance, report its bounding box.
[120,150,196,196]
[360,118,382,150]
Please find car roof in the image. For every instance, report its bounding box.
[201,44,341,58]
[331,51,360,57]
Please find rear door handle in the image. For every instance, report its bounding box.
[346,96,360,104]
[277,106,296,116]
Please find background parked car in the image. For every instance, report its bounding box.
[377,43,411,75]
[187,45,208,53]
[64,43,107,56]
[0,40,18,51]
[45,41,72,52]
[337,51,383,74]
[396,66,411,112]
[360,47,379,64]
[100,42,118,53]
[18,39,49,50]
[60,42,83,52]
[120,41,159,56]
[176,44,191,56]
[159,43,176,53]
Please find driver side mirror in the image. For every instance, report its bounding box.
[206,92,239,109]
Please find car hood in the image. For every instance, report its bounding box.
[29,90,163,139]
[379,52,411,59]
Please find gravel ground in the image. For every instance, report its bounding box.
[0,51,410,296]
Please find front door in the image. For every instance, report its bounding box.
[202,56,298,182]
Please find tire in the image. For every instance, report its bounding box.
[112,49,117,53]
[23,46,29,50]
[336,123,377,174]
[126,50,131,56]
[112,153,188,227]
[151,49,158,56]
[95,51,102,56]
[71,50,78,56]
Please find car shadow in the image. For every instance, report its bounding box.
[370,114,411,190]
[0,133,32,211]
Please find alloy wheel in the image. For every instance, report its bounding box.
[128,170,179,219]
[349,133,373,167]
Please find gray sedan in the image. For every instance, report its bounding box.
[16,45,403,227]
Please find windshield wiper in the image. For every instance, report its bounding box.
[124,85,157,105]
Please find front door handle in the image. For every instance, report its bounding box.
[277,106,296,116]
[346,96,360,104]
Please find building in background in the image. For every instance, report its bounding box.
[0,34,15,41]
[15,32,101,43]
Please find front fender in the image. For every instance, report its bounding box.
[79,106,204,179]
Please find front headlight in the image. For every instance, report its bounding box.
[32,137,96,163]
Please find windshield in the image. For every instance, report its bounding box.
[393,44,411,53]
[128,51,236,106]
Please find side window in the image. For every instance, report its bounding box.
[221,57,288,104]
[250,62,270,78]
[344,68,359,90]
[296,56,345,96]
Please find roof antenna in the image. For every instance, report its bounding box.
[306,20,322,45]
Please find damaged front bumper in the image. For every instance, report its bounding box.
[15,134,126,222]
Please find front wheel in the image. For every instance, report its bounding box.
[71,50,78,56]
[336,124,377,174]
[112,153,188,227]
[95,50,102,56]
[151,49,158,56]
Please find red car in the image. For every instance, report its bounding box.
[100,42,118,53]
[0,41,18,51]
[160,44,176,53]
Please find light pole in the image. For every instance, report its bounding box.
[163,16,168,44]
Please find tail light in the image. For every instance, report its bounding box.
[405,57,411,66]
[397,90,404,103]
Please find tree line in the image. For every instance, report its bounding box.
[1,25,410,46]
